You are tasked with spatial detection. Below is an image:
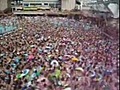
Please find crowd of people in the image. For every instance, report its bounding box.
[0,15,119,90]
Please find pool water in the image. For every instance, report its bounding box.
[0,25,17,34]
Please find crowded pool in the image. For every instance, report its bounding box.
[0,16,119,90]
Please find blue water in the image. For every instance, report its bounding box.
[0,25,17,34]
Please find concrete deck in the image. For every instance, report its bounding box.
[13,11,45,15]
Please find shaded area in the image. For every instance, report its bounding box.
[0,25,17,35]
